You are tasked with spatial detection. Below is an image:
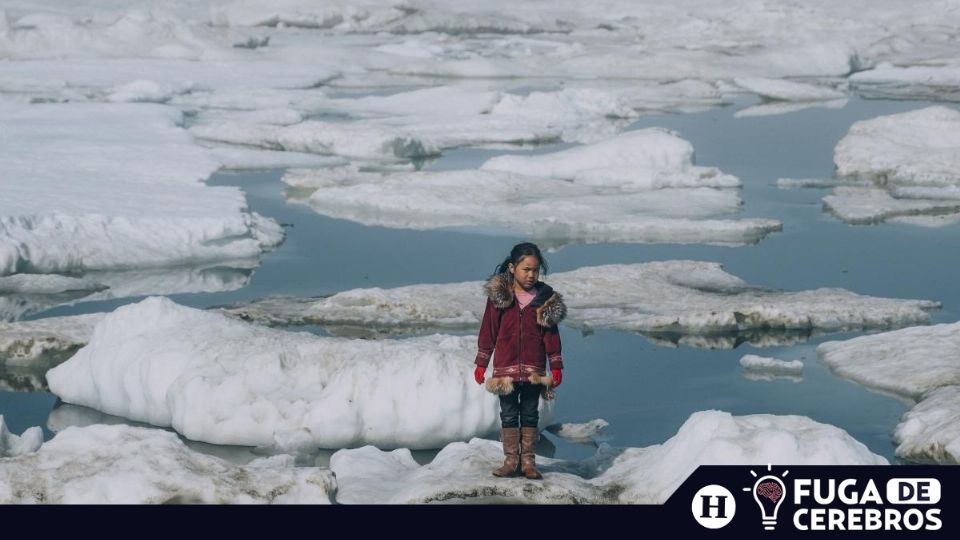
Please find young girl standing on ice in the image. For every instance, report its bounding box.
[474,242,567,479]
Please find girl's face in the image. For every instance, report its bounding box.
[509,255,540,291]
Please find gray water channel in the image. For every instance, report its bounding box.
[3,95,958,464]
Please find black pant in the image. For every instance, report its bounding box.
[499,383,542,428]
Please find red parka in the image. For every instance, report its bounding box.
[475,272,567,391]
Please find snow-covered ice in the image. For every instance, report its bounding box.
[732,77,846,101]
[823,187,960,226]
[219,261,938,341]
[190,120,440,161]
[892,386,960,465]
[284,129,780,246]
[0,424,335,503]
[850,65,960,102]
[0,102,283,277]
[818,322,960,463]
[480,129,741,190]
[46,296,553,448]
[781,107,960,226]
[0,415,42,457]
[834,107,960,187]
[818,322,960,401]
[330,410,886,504]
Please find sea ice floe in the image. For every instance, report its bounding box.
[732,77,846,101]
[480,129,741,191]
[189,120,440,161]
[892,386,960,465]
[818,321,960,463]
[219,261,938,341]
[834,106,960,187]
[0,102,283,277]
[283,129,779,246]
[46,296,552,448]
[823,187,960,225]
[0,424,336,503]
[850,65,960,102]
[330,410,886,504]
[782,107,960,226]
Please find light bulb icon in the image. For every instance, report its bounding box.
[753,475,785,530]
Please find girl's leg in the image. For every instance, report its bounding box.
[518,383,544,479]
[493,385,523,477]
[518,382,542,428]
[498,385,522,428]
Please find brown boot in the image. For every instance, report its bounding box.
[492,427,520,477]
[519,426,543,480]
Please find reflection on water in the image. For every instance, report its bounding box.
[3,262,258,322]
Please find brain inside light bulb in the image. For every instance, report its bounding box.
[757,480,783,503]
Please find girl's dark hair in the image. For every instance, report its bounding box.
[492,242,549,277]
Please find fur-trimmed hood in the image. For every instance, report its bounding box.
[483,272,567,327]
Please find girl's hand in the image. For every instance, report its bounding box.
[474,366,486,385]
[552,369,563,388]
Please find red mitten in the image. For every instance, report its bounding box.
[552,369,563,388]
[474,366,486,385]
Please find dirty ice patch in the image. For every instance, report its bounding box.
[189,120,439,161]
[218,261,937,344]
[481,129,741,191]
[0,313,104,367]
[0,415,42,457]
[46,297,550,449]
[330,410,886,504]
[818,322,960,463]
[0,424,336,503]
[0,102,283,277]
